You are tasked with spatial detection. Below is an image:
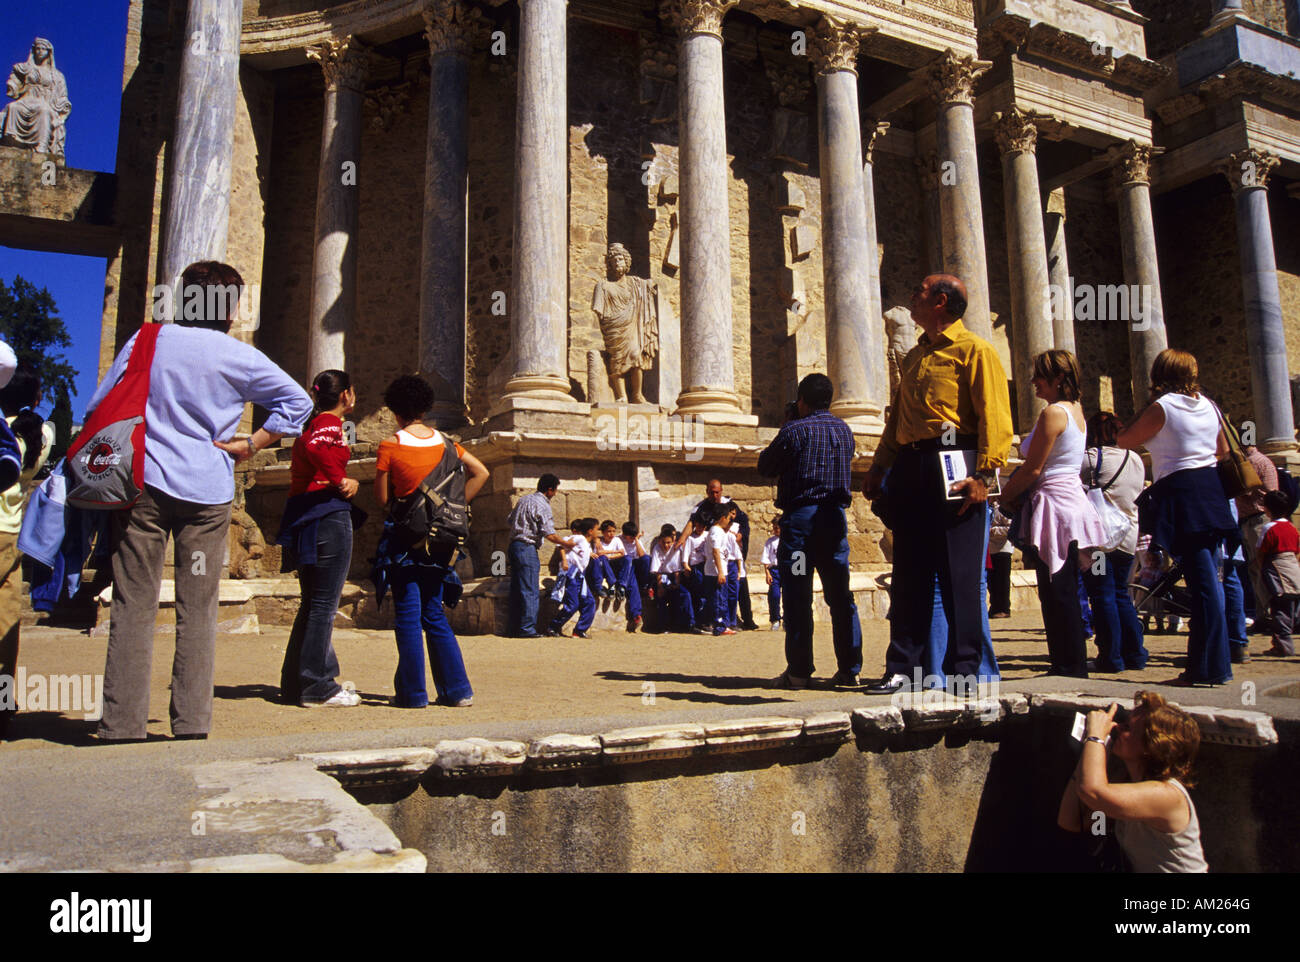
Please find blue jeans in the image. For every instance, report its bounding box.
[508,540,540,636]
[390,564,473,707]
[767,566,782,623]
[611,556,645,618]
[779,504,862,677]
[1083,549,1148,671]
[282,513,351,703]
[1177,534,1233,685]
[1223,557,1248,650]
[587,555,617,594]
[550,567,596,633]
[673,572,696,631]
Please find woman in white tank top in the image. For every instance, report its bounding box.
[999,351,1106,677]
[1117,349,1237,686]
[1058,690,1208,872]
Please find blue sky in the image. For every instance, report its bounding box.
[0,1,130,417]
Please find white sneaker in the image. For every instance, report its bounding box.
[769,620,783,631]
[304,687,361,708]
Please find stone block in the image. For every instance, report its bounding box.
[800,711,852,744]
[1182,707,1277,747]
[527,733,604,769]
[999,693,1030,716]
[432,738,527,777]
[703,716,804,751]
[297,748,437,787]
[773,172,806,213]
[658,174,679,204]
[790,224,816,261]
[599,723,706,762]
[851,706,905,735]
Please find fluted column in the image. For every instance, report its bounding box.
[503,0,572,401]
[159,0,245,304]
[1111,141,1169,407]
[1220,149,1294,451]
[921,50,993,341]
[306,37,369,376]
[810,17,882,427]
[1044,187,1075,353]
[663,0,741,414]
[420,1,483,427]
[994,108,1054,430]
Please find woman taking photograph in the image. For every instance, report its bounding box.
[374,375,489,708]
[1117,349,1235,686]
[277,370,365,707]
[998,350,1106,678]
[1057,691,1207,872]
[1081,411,1148,672]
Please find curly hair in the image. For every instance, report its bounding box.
[382,375,435,422]
[1133,690,1201,787]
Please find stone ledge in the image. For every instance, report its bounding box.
[296,747,438,787]
[703,715,804,750]
[1029,692,1278,747]
[431,738,527,777]
[600,723,707,762]
[527,733,604,770]
[851,705,905,735]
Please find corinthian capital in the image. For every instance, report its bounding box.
[809,16,873,77]
[1219,148,1280,195]
[307,36,369,92]
[864,121,889,164]
[660,0,739,40]
[921,49,991,107]
[992,108,1041,156]
[1109,140,1164,187]
[423,0,488,57]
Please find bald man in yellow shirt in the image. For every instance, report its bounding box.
[863,274,1013,694]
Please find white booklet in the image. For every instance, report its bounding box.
[939,449,1000,500]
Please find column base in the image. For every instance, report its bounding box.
[830,398,885,426]
[425,403,469,431]
[502,373,573,404]
[674,387,742,416]
[1258,438,1298,456]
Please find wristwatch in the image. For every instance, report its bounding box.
[246,437,256,458]
[973,469,998,488]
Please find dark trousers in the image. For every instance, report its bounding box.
[391,561,472,706]
[98,485,232,740]
[1083,549,1147,671]
[672,574,695,631]
[1027,543,1089,677]
[988,551,1012,615]
[1269,595,1298,655]
[507,540,540,636]
[550,568,596,634]
[780,503,862,678]
[1178,533,1232,685]
[737,576,755,626]
[281,512,351,704]
[767,565,782,623]
[883,449,985,679]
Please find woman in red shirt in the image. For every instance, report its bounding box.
[277,370,365,707]
[374,375,488,708]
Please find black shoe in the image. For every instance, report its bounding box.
[1230,645,1251,665]
[827,670,861,689]
[173,733,208,741]
[865,673,910,695]
[517,631,543,639]
[740,622,760,632]
[574,629,591,639]
[544,628,563,637]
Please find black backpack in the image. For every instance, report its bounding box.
[388,442,470,554]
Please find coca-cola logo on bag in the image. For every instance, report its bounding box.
[79,439,123,476]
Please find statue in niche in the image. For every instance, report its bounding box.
[884,306,916,396]
[0,39,71,157]
[591,242,659,405]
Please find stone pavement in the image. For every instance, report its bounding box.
[2,613,1297,872]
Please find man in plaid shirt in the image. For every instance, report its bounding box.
[757,373,863,689]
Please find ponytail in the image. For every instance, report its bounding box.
[308,369,351,424]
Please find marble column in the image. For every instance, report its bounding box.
[1044,187,1075,353]
[306,37,369,376]
[1220,148,1294,451]
[662,0,741,415]
[921,50,994,342]
[1111,141,1169,407]
[420,1,483,427]
[863,121,889,406]
[994,108,1054,430]
[159,0,245,305]
[810,17,882,427]
[503,0,572,402]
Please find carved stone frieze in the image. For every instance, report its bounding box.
[921,49,991,107]
[765,59,811,108]
[422,0,489,58]
[364,81,411,130]
[1219,148,1280,194]
[660,0,739,39]
[306,36,369,92]
[809,16,874,77]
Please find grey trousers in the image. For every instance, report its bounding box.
[98,485,231,740]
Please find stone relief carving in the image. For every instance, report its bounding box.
[884,306,916,396]
[592,243,661,405]
[365,82,411,130]
[0,38,71,157]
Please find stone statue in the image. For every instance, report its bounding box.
[884,306,916,395]
[0,39,71,157]
[591,242,659,404]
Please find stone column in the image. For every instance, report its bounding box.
[662,0,741,415]
[420,1,484,427]
[1111,140,1169,407]
[306,37,369,376]
[994,108,1054,430]
[863,121,890,405]
[921,50,994,342]
[1220,148,1294,451]
[503,0,572,402]
[1044,187,1075,353]
[159,0,245,303]
[810,17,882,427]
[915,151,944,274]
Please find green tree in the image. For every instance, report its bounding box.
[0,275,80,458]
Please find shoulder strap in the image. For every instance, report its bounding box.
[1101,449,1131,492]
[416,440,463,506]
[1209,399,1244,456]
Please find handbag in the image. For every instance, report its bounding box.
[64,323,162,510]
[1211,401,1262,499]
[1087,448,1133,553]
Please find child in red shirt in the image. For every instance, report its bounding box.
[1258,489,1300,656]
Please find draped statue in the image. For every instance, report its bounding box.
[0,39,71,157]
[591,242,659,405]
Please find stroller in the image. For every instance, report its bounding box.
[1129,544,1190,632]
